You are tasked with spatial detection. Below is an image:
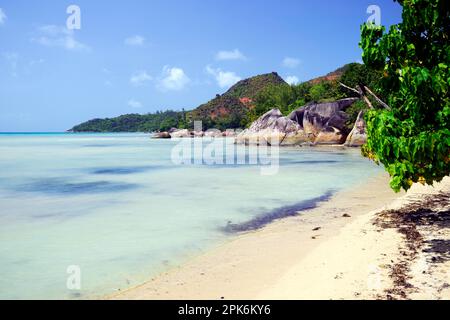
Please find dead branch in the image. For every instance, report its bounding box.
[364,86,391,110]
[340,82,390,110]
[339,82,360,95]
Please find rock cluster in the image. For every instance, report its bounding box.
[236,98,367,146]
[234,109,311,146]
[153,98,368,147]
[152,129,237,139]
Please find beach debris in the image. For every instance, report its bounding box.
[343,214,351,218]
[312,227,321,231]
[334,272,344,280]
[373,190,450,300]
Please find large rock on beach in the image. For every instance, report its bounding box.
[204,129,223,138]
[236,98,360,146]
[170,129,191,138]
[192,130,205,138]
[236,109,306,145]
[152,132,171,139]
[289,98,358,137]
[344,111,367,147]
[314,126,346,145]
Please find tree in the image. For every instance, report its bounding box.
[360,0,450,192]
[339,63,382,98]
[254,84,295,116]
[159,117,178,132]
[309,82,328,101]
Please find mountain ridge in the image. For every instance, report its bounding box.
[69,64,357,133]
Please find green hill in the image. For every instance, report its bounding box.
[226,72,287,99]
[189,72,288,130]
[70,72,288,132]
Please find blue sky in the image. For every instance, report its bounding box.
[0,0,402,132]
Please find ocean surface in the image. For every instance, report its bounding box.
[0,133,383,299]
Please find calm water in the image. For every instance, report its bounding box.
[0,133,382,299]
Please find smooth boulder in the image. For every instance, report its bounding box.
[314,126,346,145]
[345,111,367,147]
[288,98,358,139]
[170,129,191,138]
[152,132,171,139]
[236,109,307,145]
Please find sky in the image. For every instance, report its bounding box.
[0,0,402,132]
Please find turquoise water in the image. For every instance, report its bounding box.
[0,133,382,299]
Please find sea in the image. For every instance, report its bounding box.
[0,133,383,299]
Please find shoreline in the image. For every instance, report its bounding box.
[111,172,439,300]
[259,177,449,300]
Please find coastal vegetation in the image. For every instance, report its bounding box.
[70,110,189,132]
[360,0,450,192]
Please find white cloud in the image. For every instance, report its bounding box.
[285,75,300,85]
[206,65,241,89]
[0,8,7,25]
[31,25,90,51]
[215,49,246,61]
[282,57,301,68]
[128,99,143,108]
[130,70,152,86]
[125,35,145,46]
[157,66,190,91]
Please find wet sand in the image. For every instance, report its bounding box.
[110,174,449,300]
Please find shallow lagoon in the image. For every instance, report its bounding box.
[0,133,382,299]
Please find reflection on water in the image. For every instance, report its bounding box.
[0,133,382,299]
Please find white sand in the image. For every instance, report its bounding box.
[111,174,449,300]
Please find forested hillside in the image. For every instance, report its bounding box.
[70,63,380,132]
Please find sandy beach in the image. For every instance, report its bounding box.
[111,174,449,300]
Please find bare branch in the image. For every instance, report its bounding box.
[339,82,360,96]
[364,86,391,110]
[357,85,374,109]
[340,82,391,111]
[361,95,374,109]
